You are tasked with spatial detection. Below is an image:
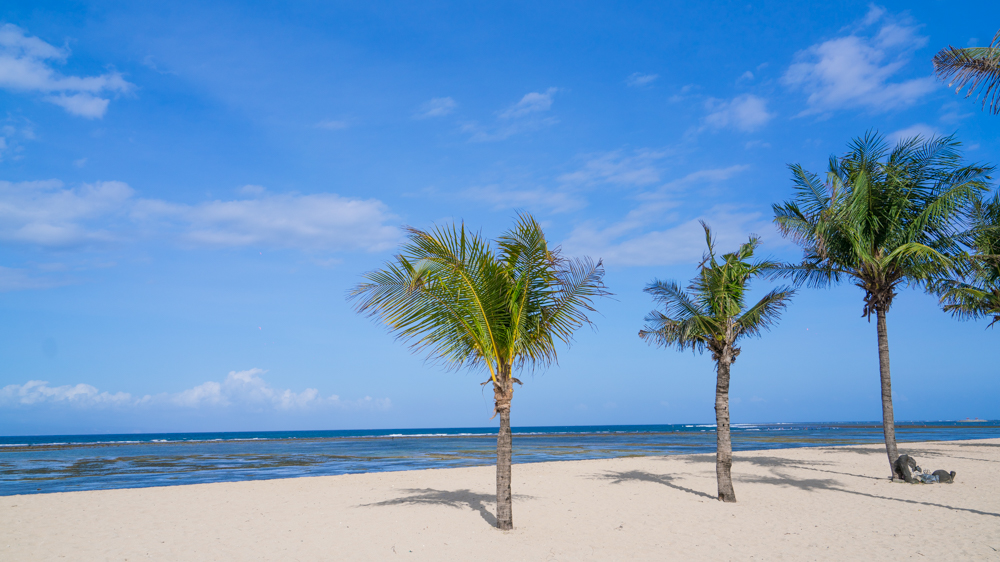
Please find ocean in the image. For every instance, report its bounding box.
[2,421,998,496]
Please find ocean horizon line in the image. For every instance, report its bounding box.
[2,419,997,448]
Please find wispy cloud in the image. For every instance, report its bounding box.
[463,88,559,141]
[0,117,35,162]
[0,180,133,247]
[0,266,68,292]
[498,88,557,118]
[0,179,400,252]
[415,97,456,119]
[781,6,935,115]
[0,369,391,412]
[462,185,585,214]
[626,73,658,87]
[0,24,132,118]
[315,119,349,130]
[563,206,774,267]
[558,149,670,187]
[133,192,400,251]
[560,166,771,267]
[703,94,774,132]
[886,123,941,144]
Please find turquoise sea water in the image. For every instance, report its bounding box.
[2,421,998,496]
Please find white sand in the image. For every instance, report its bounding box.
[3,438,999,561]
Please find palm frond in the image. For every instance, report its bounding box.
[641,224,793,360]
[350,214,609,384]
[774,132,987,315]
[735,287,797,339]
[933,29,1000,114]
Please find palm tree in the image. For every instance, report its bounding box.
[936,192,1000,327]
[933,29,1000,114]
[349,214,607,530]
[639,223,794,502]
[772,133,992,479]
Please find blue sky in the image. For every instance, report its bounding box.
[1,1,998,435]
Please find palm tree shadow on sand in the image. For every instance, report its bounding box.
[358,488,533,527]
[596,470,717,500]
[672,456,1000,518]
[676,454,884,482]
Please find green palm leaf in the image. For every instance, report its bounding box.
[772,132,993,478]
[934,29,1000,114]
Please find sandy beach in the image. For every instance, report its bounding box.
[3,438,998,561]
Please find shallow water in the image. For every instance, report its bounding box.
[2,421,998,496]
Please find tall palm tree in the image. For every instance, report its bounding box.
[936,192,1000,327]
[933,29,1000,114]
[349,214,607,530]
[772,133,992,479]
[639,223,794,502]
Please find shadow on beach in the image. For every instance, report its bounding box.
[358,488,534,526]
[677,454,884,482]
[631,451,1000,518]
[595,470,716,500]
[742,470,1000,518]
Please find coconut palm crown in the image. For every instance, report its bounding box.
[933,29,1000,114]
[771,133,993,478]
[640,223,794,502]
[936,192,1000,327]
[349,213,607,530]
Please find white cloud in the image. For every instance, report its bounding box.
[0,24,132,118]
[0,380,135,407]
[462,185,585,214]
[499,88,557,118]
[703,94,774,132]
[886,123,941,144]
[172,369,325,411]
[0,180,133,246]
[782,7,935,114]
[627,73,658,87]
[558,149,670,187]
[133,192,400,251]
[0,369,391,412]
[0,179,400,251]
[415,97,456,118]
[45,93,110,119]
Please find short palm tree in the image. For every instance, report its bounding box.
[349,214,607,530]
[936,192,1000,327]
[933,29,1000,114]
[639,223,794,502]
[772,133,992,478]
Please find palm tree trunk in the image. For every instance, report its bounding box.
[715,351,737,502]
[876,308,901,479]
[494,365,514,530]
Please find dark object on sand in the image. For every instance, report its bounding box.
[893,455,957,483]
[932,470,957,483]
[893,455,921,483]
